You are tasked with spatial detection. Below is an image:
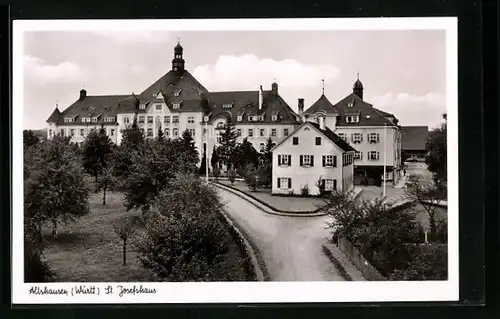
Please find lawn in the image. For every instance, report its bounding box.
[217,180,325,213]
[42,190,251,282]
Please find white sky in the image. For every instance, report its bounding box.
[22,29,446,129]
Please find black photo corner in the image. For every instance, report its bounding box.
[1,0,496,318]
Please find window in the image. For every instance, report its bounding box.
[165,128,170,137]
[347,102,353,108]
[164,116,170,124]
[260,129,265,137]
[272,115,277,121]
[156,92,164,99]
[354,151,363,160]
[139,104,146,110]
[322,155,337,167]
[277,177,292,190]
[343,153,354,166]
[172,116,179,124]
[278,154,291,166]
[82,117,91,123]
[368,151,380,160]
[352,133,363,143]
[110,129,115,136]
[92,117,98,123]
[147,128,153,137]
[258,115,264,121]
[300,155,314,166]
[204,116,209,122]
[237,129,242,137]
[172,102,181,109]
[315,137,321,145]
[284,128,289,136]
[248,116,252,122]
[222,103,233,109]
[147,116,153,124]
[203,128,207,135]
[292,137,299,145]
[188,116,195,124]
[138,116,145,124]
[124,116,130,124]
[173,89,182,97]
[187,128,195,137]
[237,115,242,122]
[324,179,337,191]
[70,129,75,137]
[104,117,115,123]
[173,128,179,137]
[248,129,253,137]
[271,128,277,137]
[346,115,359,123]
[65,117,74,123]
[338,133,347,141]
[156,104,162,110]
[60,129,65,136]
[368,133,380,143]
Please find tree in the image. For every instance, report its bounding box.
[177,129,200,169]
[113,216,137,266]
[210,145,220,170]
[261,137,274,165]
[233,138,259,171]
[96,165,116,205]
[389,244,447,280]
[24,136,90,238]
[81,125,113,182]
[137,173,231,281]
[24,130,40,148]
[228,169,236,184]
[199,153,207,175]
[218,117,238,170]
[425,115,447,189]
[121,117,144,148]
[156,125,165,142]
[403,178,446,242]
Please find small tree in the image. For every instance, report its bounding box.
[121,117,144,148]
[96,164,116,205]
[218,117,238,170]
[156,125,165,142]
[113,216,137,266]
[244,165,260,192]
[404,178,446,242]
[425,116,447,189]
[210,145,220,172]
[234,138,259,171]
[81,125,113,182]
[315,176,327,197]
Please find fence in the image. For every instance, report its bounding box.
[337,237,386,281]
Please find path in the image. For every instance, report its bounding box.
[218,188,346,281]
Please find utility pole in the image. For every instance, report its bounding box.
[383,122,387,198]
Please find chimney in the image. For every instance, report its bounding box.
[298,98,304,115]
[319,116,325,130]
[79,89,87,101]
[258,85,263,110]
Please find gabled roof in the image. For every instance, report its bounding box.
[302,94,337,115]
[207,90,300,124]
[46,107,61,123]
[401,126,429,151]
[272,120,357,153]
[332,93,398,127]
[54,95,131,126]
[138,69,209,113]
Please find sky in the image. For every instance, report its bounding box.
[22,29,446,130]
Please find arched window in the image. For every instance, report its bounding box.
[165,128,170,137]
[124,116,130,124]
[217,122,225,129]
[173,128,178,137]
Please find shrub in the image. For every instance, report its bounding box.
[137,174,232,281]
[389,244,447,280]
[244,165,260,192]
[315,176,328,197]
[300,184,310,197]
[228,169,236,184]
[288,190,295,196]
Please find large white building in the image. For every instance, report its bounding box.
[299,76,402,186]
[271,118,356,195]
[45,42,301,168]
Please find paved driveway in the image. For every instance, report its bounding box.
[218,188,346,281]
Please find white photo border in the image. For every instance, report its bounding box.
[12,17,458,304]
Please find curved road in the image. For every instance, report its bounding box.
[218,188,346,281]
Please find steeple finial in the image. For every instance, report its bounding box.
[55,100,59,108]
[177,37,180,44]
[321,78,325,95]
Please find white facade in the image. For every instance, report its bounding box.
[272,122,354,196]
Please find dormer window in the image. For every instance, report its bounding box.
[204,115,209,122]
[92,117,99,123]
[346,115,359,123]
[139,104,146,110]
[222,102,234,109]
[347,102,354,107]
[237,115,242,121]
[105,117,115,123]
[172,102,181,109]
[253,116,259,121]
[82,117,91,123]
[173,89,182,97]
[248,116,252,122]
[271,115,277,121]
[64,117,75,123]
[155,92,164,100]
[258,115,264,121]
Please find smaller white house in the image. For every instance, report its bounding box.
[271,118,357,196]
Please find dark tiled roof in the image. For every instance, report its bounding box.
[308,121,357,152]
[54,95,131,126]
[138,69,209,113]
[333,93,397,126]
[207,90,300,124]
[401,126,429,151]
[302,94,337,115]
[46,107,61,123]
